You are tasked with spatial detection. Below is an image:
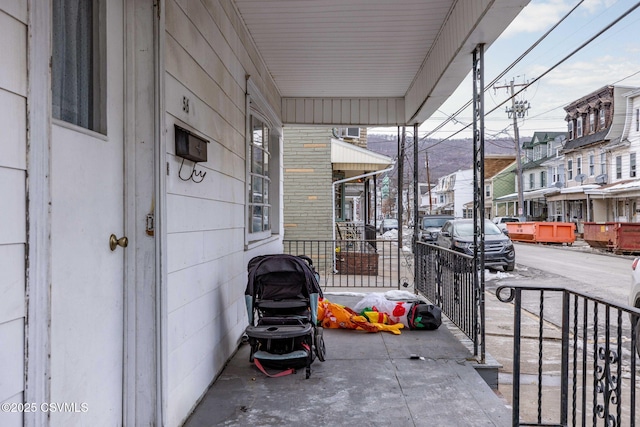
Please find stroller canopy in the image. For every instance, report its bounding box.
[245,254,323,299]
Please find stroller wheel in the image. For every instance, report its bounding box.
[315,327,326,362]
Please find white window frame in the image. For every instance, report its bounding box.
[616,155,622,179]
[589,153,595,176]
[631,152,637,178]
[533,145,542,161]
[340,127,360,138]
[600,109,606,128]
[589,112,595,133]
[245,78,282,244]
[567,159,573,181]
[576,117,583,138]
[568,121,574,140]
[600,152,606,175]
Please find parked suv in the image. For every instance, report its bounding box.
[436,218,516,271]
[630,258,640,357]
[418,215,454,243]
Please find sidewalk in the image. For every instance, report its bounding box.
[183,292,512,427]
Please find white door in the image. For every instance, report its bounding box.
[50,1,125,425]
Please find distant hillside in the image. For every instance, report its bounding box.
[366,133,520,183]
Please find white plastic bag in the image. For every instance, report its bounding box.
[353,293,413,327]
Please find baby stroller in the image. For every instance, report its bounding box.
[244,254,326,378]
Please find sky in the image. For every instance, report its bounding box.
[369,0,640,143]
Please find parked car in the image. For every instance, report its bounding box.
[492,216,520,233]
[379,218,399,234]
[630,258,640,357]
[436,218,515,271]
[418,215,454,243]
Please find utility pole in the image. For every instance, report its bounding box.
[495,79,530,221]
[425,152,432,214]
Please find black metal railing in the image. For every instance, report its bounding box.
[414,242,481,357]
[496,284,640,427]
[283,239,409,288]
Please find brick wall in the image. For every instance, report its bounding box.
[283,127,334,240]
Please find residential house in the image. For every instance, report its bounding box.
[482,154,517,218]
[520,132,567,220]
[0,2,528,426]
[492,162,519,217]
[545,85,635,232]
[418,182,436,216]
[585,88,640,221]
[282,127,393,241]
[433,169,473,218]
[540,134,567,221]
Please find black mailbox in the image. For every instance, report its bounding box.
[175,125,208,163]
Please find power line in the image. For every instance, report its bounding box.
[421,0,586,140]
[416,1,640,154]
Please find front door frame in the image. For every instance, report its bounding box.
[25,3,53,426]
[123,0,166,425]
[25,1,166,425]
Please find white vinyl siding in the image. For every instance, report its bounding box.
[0,6,27,423]
[164,2,282,425]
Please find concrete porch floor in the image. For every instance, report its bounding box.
[183,293,512,427]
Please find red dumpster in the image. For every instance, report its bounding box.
[583,222,618,250]
[506,222,576,244]
[583,222,640,253]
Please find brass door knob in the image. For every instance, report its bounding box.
[109,234,129,251]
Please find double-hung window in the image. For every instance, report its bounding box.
[249,116,271,235]
[616,156,622,179]
[631,153,637,178]
[576,117,583,138]
[246,79,282,243]
[567,159,573,181]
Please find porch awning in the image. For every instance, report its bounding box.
[495,188,555,202]
[331,138,394,171]
[585,179,640,197]
[546,184,600,201]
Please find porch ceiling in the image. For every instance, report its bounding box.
[233,0,530,126]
